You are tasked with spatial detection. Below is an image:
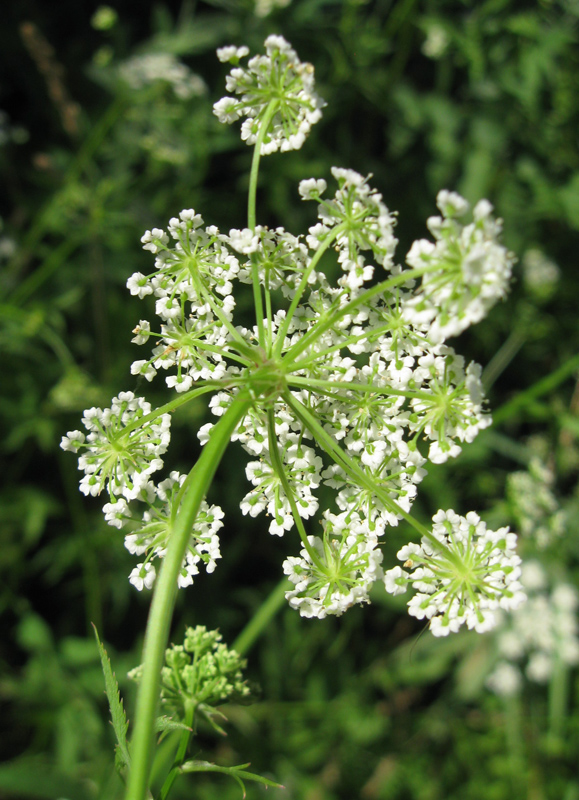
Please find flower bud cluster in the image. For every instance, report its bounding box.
[129,625,250,722]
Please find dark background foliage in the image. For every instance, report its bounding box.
[1,1,579,798]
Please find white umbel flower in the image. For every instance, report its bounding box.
[384,509,526,636]
[61,392,171,500]
[213,35,325,154]
[283,512,383,618]
[403,190,515,342]
[487,561,579,691]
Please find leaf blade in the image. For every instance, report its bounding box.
[92,623,131,773]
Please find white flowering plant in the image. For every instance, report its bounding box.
[61,35,525,800]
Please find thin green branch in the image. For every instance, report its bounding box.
[158,702,196,800]
[122,385,218,436]
[247,100,279,230]
[273,223,347,357]
[282,265,433,364]
[283,391,458,562]
[267,408,326,570]
[287,374,435,402]
[125,394,252,800]
[232,578,291,656]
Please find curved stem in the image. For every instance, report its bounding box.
[247,100,279,231]
[232,578,290,656]
[125,394,252,800]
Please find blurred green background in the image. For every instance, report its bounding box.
[2,0,579,798]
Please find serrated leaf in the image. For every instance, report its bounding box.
[180,760,284,798]
[92,624,131,773]
[155,715,193,734]
[197,702,229,736]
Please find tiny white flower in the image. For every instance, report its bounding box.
[129,562,156,591]
[216,45,250,63]
[298,178,327,200]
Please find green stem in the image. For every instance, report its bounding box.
[158,703,196,800]
[287,375,435,402]
[267,408,326,570]
[482,329,526,391]
[492,353,579,425]
[265,283,274,354]
[282,320,401,370]
[123,385,218,436]
[247,100,278,348]
[196,279,256,357]
[125,394,252,800]
[273,224,347,358]
[247,100,279,230]
[8,235,83,305]
[504,692,525,795]
[282,265,433,364]
[251,254,267,349]
[548,656,567,743]
[232,578,290,656]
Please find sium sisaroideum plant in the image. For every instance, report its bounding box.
[62,35,525,800]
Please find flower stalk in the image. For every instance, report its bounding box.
[125,394,252,800]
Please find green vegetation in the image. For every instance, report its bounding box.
[2,2,579,798]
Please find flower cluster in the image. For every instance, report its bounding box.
[254,0,292,16]
[522,248,560,300]
[486,561,579,696]
[384,510,526,636]
[300,167,398,276]
[506,458,566,549]
[61,391,171,500]
[103,471,224,590]
[402,190,515,343]
[119,53,207,99]
[62,36,522,633]
[213,35,325,153]
[283,511,383,618]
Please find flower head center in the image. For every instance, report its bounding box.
[245,352,286,406]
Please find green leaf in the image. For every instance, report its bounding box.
[180,760,284,798]
[197,702,229,736]
[155,715,193,734]
[92,624,131,774]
